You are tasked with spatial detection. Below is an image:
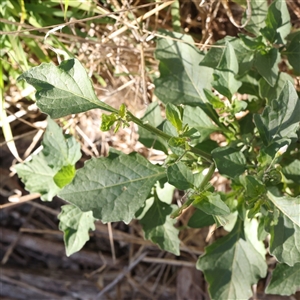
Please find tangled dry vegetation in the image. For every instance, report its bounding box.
[1,1,300,299]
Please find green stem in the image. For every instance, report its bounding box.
[128,112,171,140]
[199,163,215,190]
[127,112,213,162]
[189,146,213,162]
[170,163,215,219]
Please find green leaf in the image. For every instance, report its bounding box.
[154,31,213,105]
[268,213,300,266]
[231,99,247,114]
[258,218,269,241]
[17,59,117,118]
[58,204,96,257]
[54,165,75,188]
[63,0,69,19]
[282,159,300,183]
[201,36,253,77]
[165,103,182,132]
[212,42,242,99]
[193,139,218,156]
[193,192,231,216]
[203,89,225,109]
[182,105,218,142]
[136,182,175,220]
[140,196,180,255]
[101,113,118,131]
[237,71,261,98]
[119,103,126,118]
[135,197,155,220]
[260,0,291,44]
[244,218,266,258]
[168,137,186,148]
[156,182,175,204]
[58,152,166,223]
[257,139,291,166]
[42,117,81,168]
[259,72,294,102]
[214,215,229,228]
[240,175,266,201]
[254,48,280,87]
[197,220,267,300]
[163,119,178,137]
[212,146,246,179]
[217,41,239,74]
[15,118,81,201]
[223,212,238,232]
[267,188,300,228]
[200,37,234,69]
[254,81,300,146]
[188,209,215,228]
[15,154,61,201]
[266,188,300,266]
[285,30,300,75]
[239,113,255,135]
[243,0,268,36]
[138,102,168,154]
[167,162,194,190]
[230,37,257,76]
[266,262,300,295]
[239,35,265,51]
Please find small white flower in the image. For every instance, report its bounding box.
[277,144,288,156]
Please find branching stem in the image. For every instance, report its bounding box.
[127,112,213,162]
[170,163,215,219]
